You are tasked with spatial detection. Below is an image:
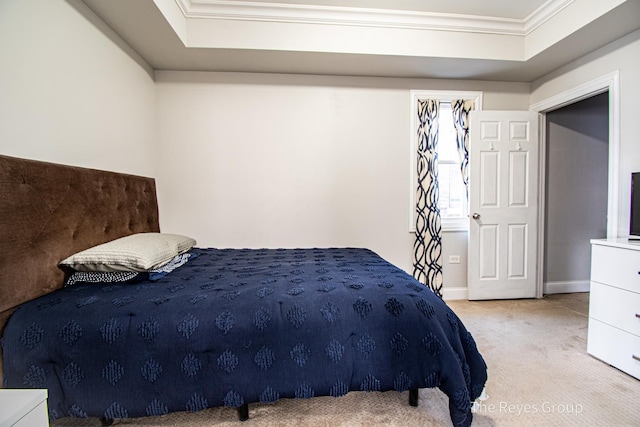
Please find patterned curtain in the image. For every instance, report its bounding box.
[413,99,443,297]
[451,100,475,201]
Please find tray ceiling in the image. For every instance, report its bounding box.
[78,0,640,81]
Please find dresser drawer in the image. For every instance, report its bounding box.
[587,319,640,380]
[589,281,640,337]
[591,244,640,293]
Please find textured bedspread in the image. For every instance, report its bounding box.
[2,248,486,426]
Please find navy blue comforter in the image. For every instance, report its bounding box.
[3,248,486,426]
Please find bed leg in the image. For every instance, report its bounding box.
[237,403,249,421]
[100,417,114,426]
[409,388,419,407]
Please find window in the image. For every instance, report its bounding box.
[409,91,482,232]
[437,103,467,228]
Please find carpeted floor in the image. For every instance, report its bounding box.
[52,293,640,426]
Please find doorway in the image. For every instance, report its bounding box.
[543,92,609,294]
[530,71,620,297]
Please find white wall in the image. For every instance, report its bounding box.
[531,29,640,238]
[155,71,529,282]
[0,0,157,177]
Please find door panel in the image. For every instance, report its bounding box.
[508,224,527,278]
[480,151,499,207]
[509,152,528,207]
[468,111,539,300]
[479,225,499,279]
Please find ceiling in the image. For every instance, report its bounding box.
[78,0,640,82]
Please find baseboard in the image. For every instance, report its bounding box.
[442,287,468,301]
[441,282,589,299]
[544,280,590,294]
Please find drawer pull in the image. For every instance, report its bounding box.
[634,355,640,362]
[636,313,640,319]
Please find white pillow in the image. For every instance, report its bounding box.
[60,233,196,272]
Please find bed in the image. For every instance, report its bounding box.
[0,155,487,427]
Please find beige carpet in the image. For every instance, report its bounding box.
[52,293,640,426]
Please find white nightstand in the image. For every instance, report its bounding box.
[0,389,49,427]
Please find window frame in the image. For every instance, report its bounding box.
[409,90,483,233]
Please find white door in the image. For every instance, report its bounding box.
[468,111,539,300]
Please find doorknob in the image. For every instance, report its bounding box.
[472,213,481,220]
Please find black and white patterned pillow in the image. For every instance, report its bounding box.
[65,270,141,286]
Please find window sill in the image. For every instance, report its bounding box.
[409,219,469,233]
[442,218,469,232]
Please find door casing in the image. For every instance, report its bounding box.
[530,71,620,298]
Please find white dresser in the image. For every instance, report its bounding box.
[0,389,48,427]
[588,239,640,380]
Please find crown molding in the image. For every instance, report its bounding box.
[175,0,575,36]
[524,0,575,34]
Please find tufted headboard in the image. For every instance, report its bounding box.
[0,155,160,383]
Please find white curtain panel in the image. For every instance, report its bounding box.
[451,99,474,201]
[413,99,443,297]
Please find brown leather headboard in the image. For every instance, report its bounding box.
[0,155,160,382]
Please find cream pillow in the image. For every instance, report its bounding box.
[60,233,196,272]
